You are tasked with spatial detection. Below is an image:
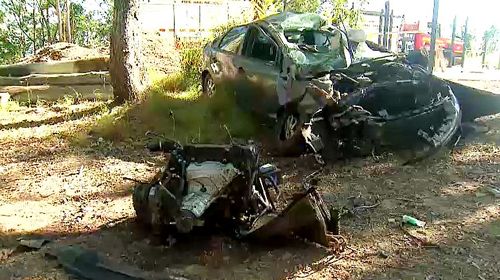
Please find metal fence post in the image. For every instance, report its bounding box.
[388,9,394,50]
[383,1,390,48]
[378,9,384,46]
[173,1,177,41]
[198,4,202,35]
[429,0,439,73]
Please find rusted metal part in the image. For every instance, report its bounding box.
[132,144,337,246]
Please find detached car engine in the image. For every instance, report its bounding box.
[133,142,338,246]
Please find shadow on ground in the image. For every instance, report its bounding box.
[0,85,499,279]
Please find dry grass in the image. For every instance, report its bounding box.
[88,76,260,145]
[0,74,499,279]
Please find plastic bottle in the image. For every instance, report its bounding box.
[402,215,426,227]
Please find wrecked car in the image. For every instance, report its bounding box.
[133,141,338,246]
[202,12,462,161]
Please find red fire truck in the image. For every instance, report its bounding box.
[399,22,464,66]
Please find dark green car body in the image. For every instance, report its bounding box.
[201,12,350,118]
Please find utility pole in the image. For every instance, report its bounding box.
[449,16,456,67]
[461,17,468,68]
[388,9,394,50]
[429,0,439,73]
[378,9,384,46]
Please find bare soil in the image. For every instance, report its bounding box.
[141,33,181,75]
[18,43,109,64]
[0,101,499,280]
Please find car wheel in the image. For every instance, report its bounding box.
[275,110,306,156]
[202,73,216,97]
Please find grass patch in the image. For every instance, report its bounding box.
[88,76,260,145]
[150,72,192,93]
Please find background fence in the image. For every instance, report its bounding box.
[140,0,253,40]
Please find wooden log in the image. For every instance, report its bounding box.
[1,84,113,102]
[0,72,110,86]
[0,56,109,77]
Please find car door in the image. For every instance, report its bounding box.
[232,25,281,116]
[207,26,248,90]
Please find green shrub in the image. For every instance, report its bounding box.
[179,41,205,83]
[152,72,188,93]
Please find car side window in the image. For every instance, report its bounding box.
[219,26,248,54]
[244,27,277,62]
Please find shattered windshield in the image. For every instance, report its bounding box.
[284,29,348,72]
[263,13,349,72]
[284,30,335,53]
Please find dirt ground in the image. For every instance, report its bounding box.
[0,100,499,280]
[18,43,109,64]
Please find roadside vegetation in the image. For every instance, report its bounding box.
[88,16,263,146]
[89,84,260,145]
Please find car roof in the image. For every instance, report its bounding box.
[256,12,326,32]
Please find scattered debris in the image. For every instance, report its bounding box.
[402,215,426,227]
[0,248,14,261]
[400,226,437,247]
[485,186,500,198]
[18,238,50,250]
[48,245,145,280]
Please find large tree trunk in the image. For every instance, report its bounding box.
[65,0,71,43]
[110,0,148,103]
[55,0,63,42]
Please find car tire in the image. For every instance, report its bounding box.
[275,109,306,156]
[202,73,216,97]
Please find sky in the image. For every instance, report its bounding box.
[363,0,500,34]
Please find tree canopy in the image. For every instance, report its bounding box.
[0,0,112,64]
